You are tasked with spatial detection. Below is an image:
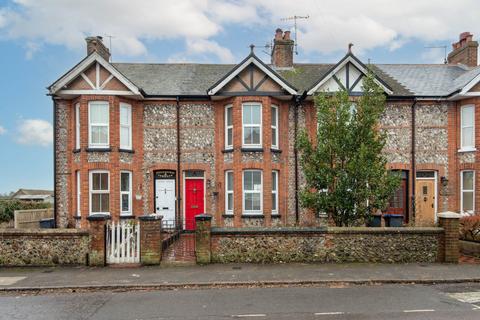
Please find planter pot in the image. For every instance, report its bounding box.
[384,214,403,227]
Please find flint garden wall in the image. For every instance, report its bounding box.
[195,212,460,264]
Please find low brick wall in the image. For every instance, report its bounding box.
[0,229,90,266]
[211,227,444,264]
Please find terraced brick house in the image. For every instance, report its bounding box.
[49,30,480,229]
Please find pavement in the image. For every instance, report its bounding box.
[2,282,480,319]
[1,263,480,292]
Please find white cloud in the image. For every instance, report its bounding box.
[16,119,52,146]
[1,0,480,60]
[0,125,6,135]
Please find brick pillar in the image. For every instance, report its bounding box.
[195,214,212,264]
[438,211,461,263]
[87,214,110,266]
[139,215,163,265]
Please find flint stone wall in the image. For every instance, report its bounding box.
[211,227,443,263]
[0,229,90,266]
[143,103,217,217]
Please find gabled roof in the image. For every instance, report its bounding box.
[50,51,480,99]
[306,53,393,95]
[48,52,141,96]
[11,189,53,199]
[207,52,297,95]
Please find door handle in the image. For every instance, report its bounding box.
[162,207,169,210]
[191,205,198,209]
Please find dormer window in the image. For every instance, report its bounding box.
[242,103,262,148]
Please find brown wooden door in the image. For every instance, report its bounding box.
[415,179,435,226]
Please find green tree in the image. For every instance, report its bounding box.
[297,73,400,226]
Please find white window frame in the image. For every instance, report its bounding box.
[242,103,262,148]
[242,170,263,215]
[88,101,110,148]
[76,170,81,217]
[120,171,132,215]
[89,170,110,215]
[460,170,475,215]
[75,103,80,149]
[272,170,278,215]
[120,103,132,150]
[460,104,475,152]
[271,105,279,149]
[225,104,233,149]
[225,170,234,215]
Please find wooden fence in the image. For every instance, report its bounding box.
[14,208,54,229]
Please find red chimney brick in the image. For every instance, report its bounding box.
[271,29,294,69]
[447,32,478,67]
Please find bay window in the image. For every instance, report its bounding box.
[461,170,475,215]
[461,105,475,151]
[225,105,233,149]
[243,170,262,214]
[272,170,278,214]
[120,103,132,150]
[120,171,132,215]
[271,105,278,149]
[75,103,80,149]
[242,103,262,147]
[225,170,234,214]
[89,170,110,215]
[88,101,109,148]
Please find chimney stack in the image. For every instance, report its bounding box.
[85,36,111,62]
[447,32,478,67]
[271,28,294,69]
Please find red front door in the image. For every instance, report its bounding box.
[185,179,204,231]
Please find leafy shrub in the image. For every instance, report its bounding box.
[0,200,52,223]
[459,216,480,242]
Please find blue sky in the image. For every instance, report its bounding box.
[0,0,479,193]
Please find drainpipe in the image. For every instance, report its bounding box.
[52,98,58,228]
[176,96,181,230]
[411,98,418,223]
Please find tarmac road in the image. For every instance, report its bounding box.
[1,283,480,319]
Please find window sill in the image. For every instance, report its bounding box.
[86,147,112,153]
[73,148,81,154]
[74,215,82,220]
[271,214,281,218]
[222,148,234,153]
[118,148,135,154]
[241,214,264,218]
[458,148,477,153]
[222,214,234,218]
[241,147,264,152]
[271,148,282,154]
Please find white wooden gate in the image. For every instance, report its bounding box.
[106,221,140,264]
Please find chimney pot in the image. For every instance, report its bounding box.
[275,28,283,40]
[283,31,291,40]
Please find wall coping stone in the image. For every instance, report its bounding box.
[438,211,461,219]
[0,228,90,236]
[211,226,444,235]
[139,214,163,221]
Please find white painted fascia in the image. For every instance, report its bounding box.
[49,52,141,96]
[208,56,297,95]
[307,55,393,96]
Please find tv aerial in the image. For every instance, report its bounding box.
[280,15,310,54]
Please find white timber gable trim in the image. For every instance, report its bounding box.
[307,55,393,95]
[208,55,297,95]
[49,52,142,97]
